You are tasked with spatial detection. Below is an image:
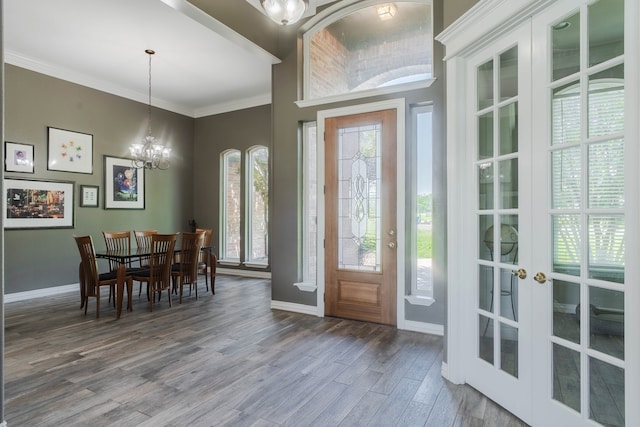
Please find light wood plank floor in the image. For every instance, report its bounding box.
[5,275,528,426]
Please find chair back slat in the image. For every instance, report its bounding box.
[148,233,178,291]
[180,231,205,284]
[74,235,100,297]
[102,230,131,271]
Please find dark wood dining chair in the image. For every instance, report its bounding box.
[133,229,157,296]
[171,231,205,303]
[102,230,137,304]
[131,233,178,312]
[74,235,133,318]
[195,228,215,293]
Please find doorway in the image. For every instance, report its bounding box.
[316,100,405,326]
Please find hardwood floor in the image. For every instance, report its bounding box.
[5,275,528,426]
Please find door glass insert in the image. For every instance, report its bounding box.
[478,112,494,159]
[589,357,625,426]
[588,67,624,138]
[499,158,518,209]
[553,343,581,412]
[479,264,493,312]
[478,162,494,210]
[552,147,581,209]
[588,140,624,209]
[499,46,518,101]
[337,124,381,271]
[589,286,624,359]
[499,103,518,155]
[552,214,581,276]
[552,81,581,145]
[588,215,624,283]
[500,323,518,377]
[588,0,624,68]
[552,11,580,82]
[478,60,494,110]
[552,279,580,344]
[479,315,494,364]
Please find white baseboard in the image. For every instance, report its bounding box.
[400,320,444,336]
[270,300,319,316]
[6,283,78,303]
[217,267,271,279]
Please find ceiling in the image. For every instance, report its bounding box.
[4,0,283,118]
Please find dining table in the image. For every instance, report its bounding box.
[94,245,217,319]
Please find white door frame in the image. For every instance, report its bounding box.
[316,98,407,327]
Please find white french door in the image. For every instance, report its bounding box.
[457,0,637,426]
[530,1,633,426]
[464,23,534,423]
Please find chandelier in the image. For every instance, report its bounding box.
[129,49,171,170]
[259,0,308,26]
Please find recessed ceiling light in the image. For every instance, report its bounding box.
[552,21,571,30]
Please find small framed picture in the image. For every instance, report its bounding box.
[80,185,99,208]
[47,127,93,174]
[5,141,34,173]
[104,156,145,209]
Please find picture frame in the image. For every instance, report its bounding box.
[47,126,93,174]
[5,141,35,173]
[104,156,145,209]
[79,185,99,208]
[3,178,74,229]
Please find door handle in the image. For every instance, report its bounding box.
[534,272,549,284]
[511,268,527,280]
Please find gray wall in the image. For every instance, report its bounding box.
[265,1,448,327]
[4,65,195,293]
[193,104,272,269]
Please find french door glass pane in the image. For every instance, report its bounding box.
[588,140,624,209]
[479,315,494,364]
[588,66,624,138]
[552,81,581,145]
[553,214,581,275]
[479,215,494,261]
[552,147,581,209]
[478,112,494,159]
[479,264,493,312]
[589,357,625,427]
[552,11,580,82]
[337,125,381,271]
[499,158,518,209]
[553,343,581,412]
[588,215,624,283]
[499,103,518,155]
[552,279,580,344]
[500,268,518,321]
[589,286,624,360]
[478,60,494,110]
[500,323,518,377]
[499,46,518,101]
[588,0,624,68]
[479,162,494,210]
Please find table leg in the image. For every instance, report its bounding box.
[116,264,126,319]
[209,252,217,295]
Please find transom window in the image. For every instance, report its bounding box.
[303,1,433,102]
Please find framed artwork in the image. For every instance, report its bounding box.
[3,178,74,229]
[5,141,34,173]
[104,156,145,209]
[47,127,93,174]
[80,185,99,208]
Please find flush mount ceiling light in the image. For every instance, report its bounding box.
[377,3,398,21]
[260,0,309,25]
[129,49,171,170]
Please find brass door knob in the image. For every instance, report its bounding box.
[512,268,527,279]
[534,272,549,284]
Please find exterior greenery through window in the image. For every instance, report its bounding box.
[247,146,269,265]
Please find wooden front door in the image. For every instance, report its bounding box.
[324,109,397,325]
